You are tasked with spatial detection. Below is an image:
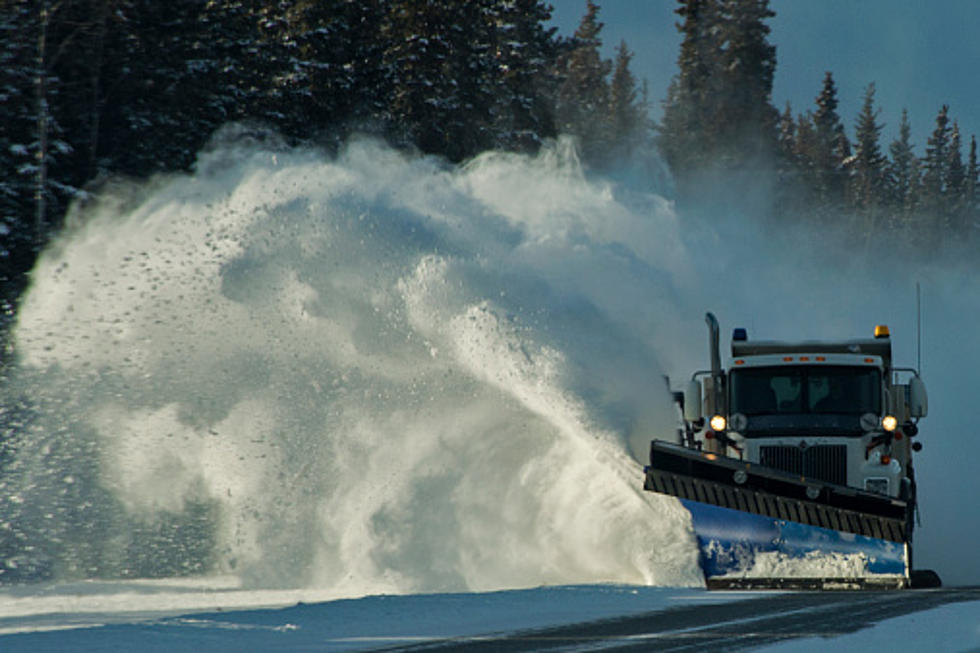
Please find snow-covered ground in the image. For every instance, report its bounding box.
[761,599,980,652]
[0,581,748,649]
[1,580,978,651]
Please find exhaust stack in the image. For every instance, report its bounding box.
[705,312,725,418]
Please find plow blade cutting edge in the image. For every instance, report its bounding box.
[644,441,911,590]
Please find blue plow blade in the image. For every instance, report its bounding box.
[680,497,909,589]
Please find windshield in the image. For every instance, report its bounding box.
[730,365,882,416]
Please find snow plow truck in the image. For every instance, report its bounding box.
[645,313,939,589]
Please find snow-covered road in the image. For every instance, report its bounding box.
[0,581,977,652]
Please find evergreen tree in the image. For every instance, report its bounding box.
[554,0,612,166]
[0,0,103,332]
[771,102,803,213]
[659,0,721,177]
[849,83,887,215]
[0,0,44,326]
[15,0,86,244]
[491,0,560,152]
[95,0,244,175]
[777,102,796,167]
[921,104,952,224]
[810,72,850,208]
[947,122,965,217]
[965,135,979,239]
[792,111,817,178]
[0,1,38,229]
[660,0,777,181]
[712,0,778,167]
[39,0,118,184]
[273,0,387,141]
[382,0,498,162]
[445,0,499,159]
[607,40,649,160]
[885,108,920,231]
[206,0,301,130]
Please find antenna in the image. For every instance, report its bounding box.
[916,282,922,375]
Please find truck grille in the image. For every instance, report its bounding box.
[759,445,847,486]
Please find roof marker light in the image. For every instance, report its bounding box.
[816,356,826,362]
[874,325,890,339]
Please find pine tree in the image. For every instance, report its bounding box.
[492,0,560,152]
[0,0,102,296]
[921,104,952,224]
[382,0,498,162]
[659,0,721,177]
[95,0,245,175]
[965,135,979,240]
[554,0,612,166]
[885,108,920,231]
[208,0,302,131]
[810,72,850,208]
[947,121,965,226]
[0,1,38,225]
[659,0,778,185]
[274,0,387,141]
[25,0,88,244]
[712,0,778,167]
[792,111,817,178]
[771,102,803,213]
[444,0,499,160]
[607,40,649,160]
[777,102,796,167]
[38,0,117,184]
[0,0,44,327]
[849,83,887,216]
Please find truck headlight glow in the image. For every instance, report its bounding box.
[710,414,727,432]
[881,415,898,432]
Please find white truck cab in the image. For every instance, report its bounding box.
[683,320,927,500]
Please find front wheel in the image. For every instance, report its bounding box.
[910,568,942,589]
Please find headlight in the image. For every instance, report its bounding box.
[710,414,727,432]
[860,413,879,432]
[729,412,748,432]
[881,415,898,432]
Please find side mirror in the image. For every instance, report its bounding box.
[684,379,703,422]
[909,376,928,418]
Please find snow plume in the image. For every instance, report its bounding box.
[0,133,702,594]
[6,130,977,593]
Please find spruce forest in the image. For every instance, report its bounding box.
[2,0,977,345]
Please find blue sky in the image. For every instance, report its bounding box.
[550,1,980,154]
